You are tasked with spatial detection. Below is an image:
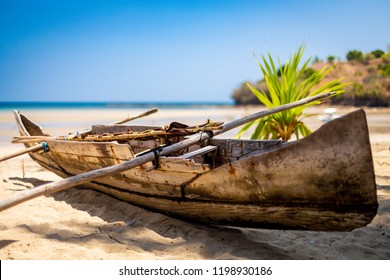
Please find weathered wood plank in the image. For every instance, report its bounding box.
[157,157,211,173]
[208,138,282,165]
[129,139,161,153]
[28,145,210,197]
[86,182,376,231]
[46,140,135,160]
[209,139,282,157]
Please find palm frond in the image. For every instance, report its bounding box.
[237,44,347,141]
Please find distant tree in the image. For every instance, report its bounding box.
[327,55,335,63]
[303,67,316,78]
[371,49,385,58]
[313,56,321,63]
[346,50,363,62]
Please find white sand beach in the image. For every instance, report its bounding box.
[0,106,389,259]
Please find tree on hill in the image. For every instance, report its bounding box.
[371,49,385,58]
[232,48,390,107]
[327,55,335,63]
[346,50,363,62]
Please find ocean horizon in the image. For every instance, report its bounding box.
[0,101,234,111]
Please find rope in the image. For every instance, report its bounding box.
[41,141,52,166]
[199,131,214,146]
[41,142,49,152]
[152,148,163,170]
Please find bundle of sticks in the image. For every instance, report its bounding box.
[12,119,224,144]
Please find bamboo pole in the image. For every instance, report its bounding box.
[111,107,158,124]
[0,143,47,162]
[0,91,337,212]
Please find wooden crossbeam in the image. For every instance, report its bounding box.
[179,145,218,159]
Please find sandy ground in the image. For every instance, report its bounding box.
[0,106,389,260]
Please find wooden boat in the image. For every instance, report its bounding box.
[13,109,377,231]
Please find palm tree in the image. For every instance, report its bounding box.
[237,45,348,141]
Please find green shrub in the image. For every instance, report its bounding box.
[364,52,375,63]
[355,70,363,76]
[303,67,316,79]
[378,63,390,77]
[350,75,390,106]
[237,45,347,141]
[327,55,335,63]
[346,50,363,62]
[313,56,321,63]
[351,82,364,96]
[382,52,390,63]
[371,49,385,58]
[368,66,377,74]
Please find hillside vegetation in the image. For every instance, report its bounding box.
[232,49,390,107]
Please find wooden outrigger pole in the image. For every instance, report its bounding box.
[0,91,337,212]
[0,142,48,162]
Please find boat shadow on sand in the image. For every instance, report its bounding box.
[6,175,390,259]
[9,176,296,259]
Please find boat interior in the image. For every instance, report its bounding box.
[91,124,284,168]
[19,113,284,170]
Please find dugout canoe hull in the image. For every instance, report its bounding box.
[14,109,378,231]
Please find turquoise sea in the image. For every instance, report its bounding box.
[0,101,233,111]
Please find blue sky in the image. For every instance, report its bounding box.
[1,0,389,102]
